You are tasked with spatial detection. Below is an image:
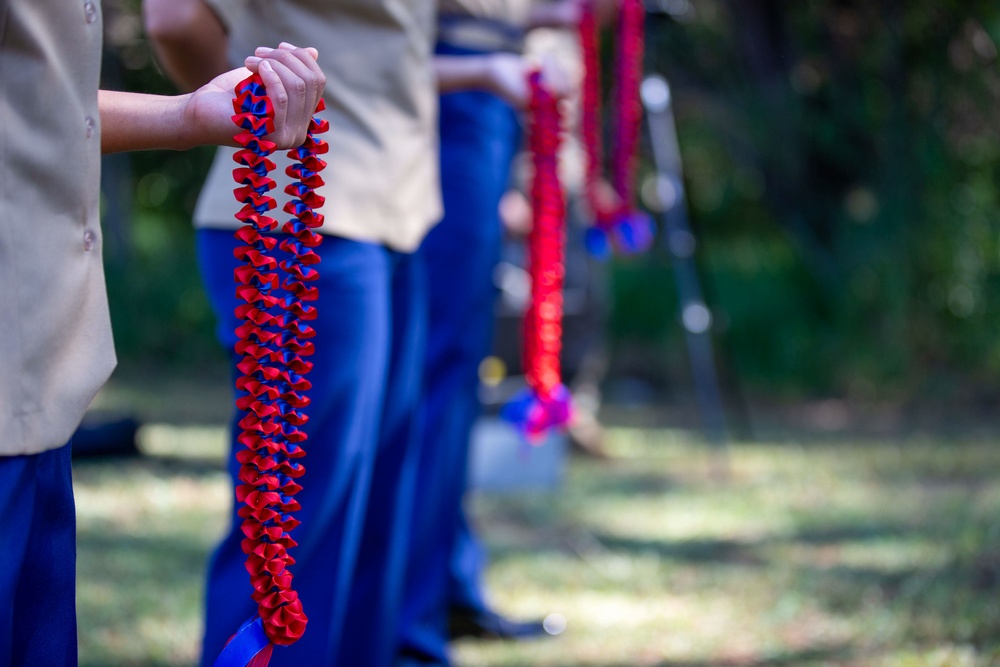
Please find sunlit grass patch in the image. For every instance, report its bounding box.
[74,429,231,667]
[75,420,1000,666]
[457,430,1000,666]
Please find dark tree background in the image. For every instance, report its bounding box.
[99,0,1000,403]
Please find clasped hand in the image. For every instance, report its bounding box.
[186,42,326,150]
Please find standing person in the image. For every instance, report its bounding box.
[398,3,583,665]
[146,3,438,665]
[0,1,324,664]
[144,1,542,664]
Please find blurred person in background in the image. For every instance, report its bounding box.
[496,3,614,461]
[541,7,614,459]
[0,1,323,665]
[398,2,608,665]
[143,0,555,664]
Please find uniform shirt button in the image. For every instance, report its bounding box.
[85,116,96,139]
[83,230,96,251]
[84,1,98,23]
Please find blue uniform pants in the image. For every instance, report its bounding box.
[0,443,76,667]
[399,70,521,663]
[198,230,426,667]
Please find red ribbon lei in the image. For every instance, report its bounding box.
[501,72,573,443]
[580,0,654,257]
[214,73,328,667]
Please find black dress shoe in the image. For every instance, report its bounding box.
[394,653,447,667]
[448,606,549,641]
[71,417,140,458]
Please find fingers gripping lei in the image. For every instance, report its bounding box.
[501,72,573,443]
[212,73,328,667]
[580,0,655,258]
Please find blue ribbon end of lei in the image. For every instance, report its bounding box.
[212,616,272,667]
[612,211,656,255]
[501,385,573,445]
[584,227,612,260]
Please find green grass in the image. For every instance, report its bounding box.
[75,419,1000,666]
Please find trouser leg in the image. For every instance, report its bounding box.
[0,444,77,667]
[399,85,519,663]
[338,250,428,667]
[197,230,393,666]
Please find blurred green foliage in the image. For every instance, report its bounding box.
[75,418,1000,664]
[99,1,1000,399]
[100,0,223,371]
[613,0,1000,400]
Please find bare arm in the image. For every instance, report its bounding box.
[434,53,569,109]
[101,47,326,154]
[434,55,503,95]
[434,54,536,109]
[527,0,582,29]
[143,0,230,92]
[99,90,201,153]
[528,0,619,29]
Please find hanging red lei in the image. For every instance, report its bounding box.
[213,72,328,667]
[502,71,573,444]
[580,0,654,257]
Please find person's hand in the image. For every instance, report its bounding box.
[182,43,325,150]
[499,189,533,238]
[244,43,326,148]
[486,54,571,109]
[484,54,529,108]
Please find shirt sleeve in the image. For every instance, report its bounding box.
[200,0,246,32]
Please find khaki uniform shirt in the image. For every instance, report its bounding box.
[0,0,116,455]
[196,0,442,253]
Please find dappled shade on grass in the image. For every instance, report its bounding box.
[75,422,1000,666]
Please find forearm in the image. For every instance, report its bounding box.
[98,90,232,154]
[434,53,562,110]
[526,0,591,30]
[434,55,495,95]
[527,3,575,30]
[144,0,230,91]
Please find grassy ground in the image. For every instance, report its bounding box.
[74,392,1000,666]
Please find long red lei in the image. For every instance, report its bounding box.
[580,0,654,257]
[214,73,328,667]
[502,72,573,443]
